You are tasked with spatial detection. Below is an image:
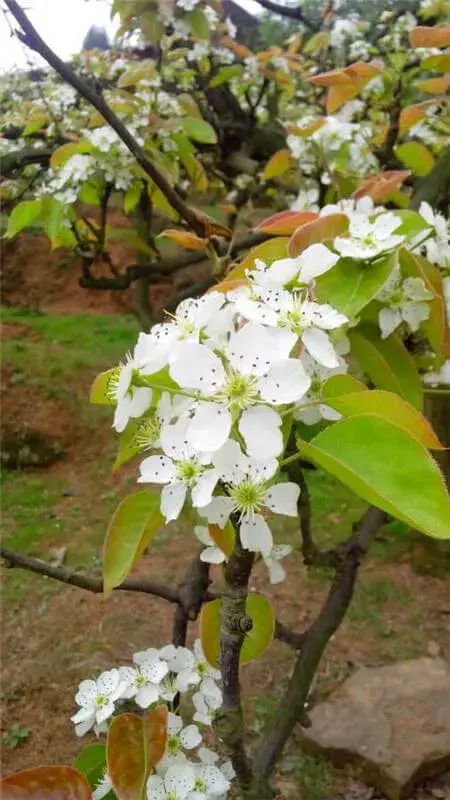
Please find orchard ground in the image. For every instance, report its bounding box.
[1,234,450,800]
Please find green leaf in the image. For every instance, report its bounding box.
[322,375,367,398]
[90,367,118,405]
[140,10,164,43]
[393,209,430,240]
[6,200,42,238]
[142,367,179,395]
[200,594,275,668]
[23,113,49,136]
[107,708,167,800]
[124,183,142,214]
[0,766,92,799]
[323,389,443,449]
[316,252,398,318]
[349,324,423,410]
[103,491,164,596]
[107,228,153,255]
[79,181,102,206]
[187,7,210,38]
[209,64,244,87]
[41,197,68,242]
[298,415,450,539]
[181,117,218,144]
[73,744,106,790]
[113,419,142,472]
[395,141,436,176]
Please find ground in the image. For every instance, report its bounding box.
[1,259,450,799]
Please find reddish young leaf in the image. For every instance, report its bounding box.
[353,171,410,203]
[307,67,350,86]
[107,708,168,800]
[255,210,317,235]
[208,522,235,557]
[288,214,348,257]
[416,76,450,94]
[409,25,450,48]
[399,101,440,135]
[0,766,92,799]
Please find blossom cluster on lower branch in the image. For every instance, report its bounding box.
[72,639,234,800]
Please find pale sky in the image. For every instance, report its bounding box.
[0,0,261,73]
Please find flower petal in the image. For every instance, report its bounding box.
[302,327,339,368]
[195,525,214,546]
[378,307,402,339]
[169,342,226,394]
[201,496,234,528]
[75,679,97,708]
[298,243,339,282]
[267,257,301,285]
[146,775,166,800]
[192,469,218,508]
[187,403,231,452]
[138,455,176,484]
[227,323,278,376]
[165,764,196,798]
[199,546,226,564]
[239,405,283,461]
[161,482,187,522]
[240,513,273,555]
[265,482,300,516]
[136,684,159,708]
[212,439,247,483]
[258,359,311,405]
[179,724,202,749]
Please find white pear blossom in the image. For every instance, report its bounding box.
[334,213,405,260]
[147,764,196,800]
[418,202,450,268]
[188,763,230,799]
[119,649,168,708]
[138,418,218,521]
[71,669,127,736]
[195,526,226,564]
[377,273,433,338]
[158,712,202,770]
[201,440,299,556]
[192,688,223,727]
[262,544,293,584]
[93,771,113,800]
[423,360,450,387]
[160,639,221,695]
[290,186,320,213]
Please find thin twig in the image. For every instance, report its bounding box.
[0,546,178,603]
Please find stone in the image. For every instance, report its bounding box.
[301,658,450,800]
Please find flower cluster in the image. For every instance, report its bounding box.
[72,640,233,800]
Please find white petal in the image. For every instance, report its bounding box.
[192,469,218,508]
[198,747,219,764]
[247,458,279,483]
[160,418,192,460]
[266,326,298,359]
[138,455,176,484]
[265,482,300,516]
[96,700,115,725]
[403,277,433,302]
[264,556,286,584]
[146,775,166,800]
[75,679,97,708]
[267,257,300,285]
[71,707,94,724]
[199,764,230,794]
[234,293,278,326]
[165,764,196,798]
[201,496,234,527]
[239,405,283,461]
[187,403,231,452]
[373,212,402,239]
[295,404,322,425]
[401,301,430,331]
[195,525,214,546]
[75,716,95,737]
[113,395,133,433]
[227,323,278,376]
[258,359,311,405]
[378,307,401,339]
[129,387,153,419]
[142,659,169,684]
[199,546,226,564]
[419,201,434,226]
[161,482,187,522]
[302,328,339,368]
[240,513,273,555]
[271,544,293,560]
[212,438,247,483]
[134,647,161,666]
[169,343,226,394]
[298,243,339,282]
[179,724,202,749]
[136,685,159,708]
[176,668,200,693]
[168,712,183,735]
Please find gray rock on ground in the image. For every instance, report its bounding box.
[301,658,450,800]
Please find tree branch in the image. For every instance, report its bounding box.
[4,0,208,238]
[214,533,254,788]
[251,0,317,30]
[0,146,53,176]
[0,545,178,603]
[253,506,387,781]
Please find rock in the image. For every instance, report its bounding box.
[301,658,450,800]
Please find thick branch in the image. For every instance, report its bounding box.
[253,506,387,780]
[0,546,178,603]
[4,0,206,238]
[410,145,450,210]
[251,0,317,30]
[0,146,53,176]
[215,535,254,788]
